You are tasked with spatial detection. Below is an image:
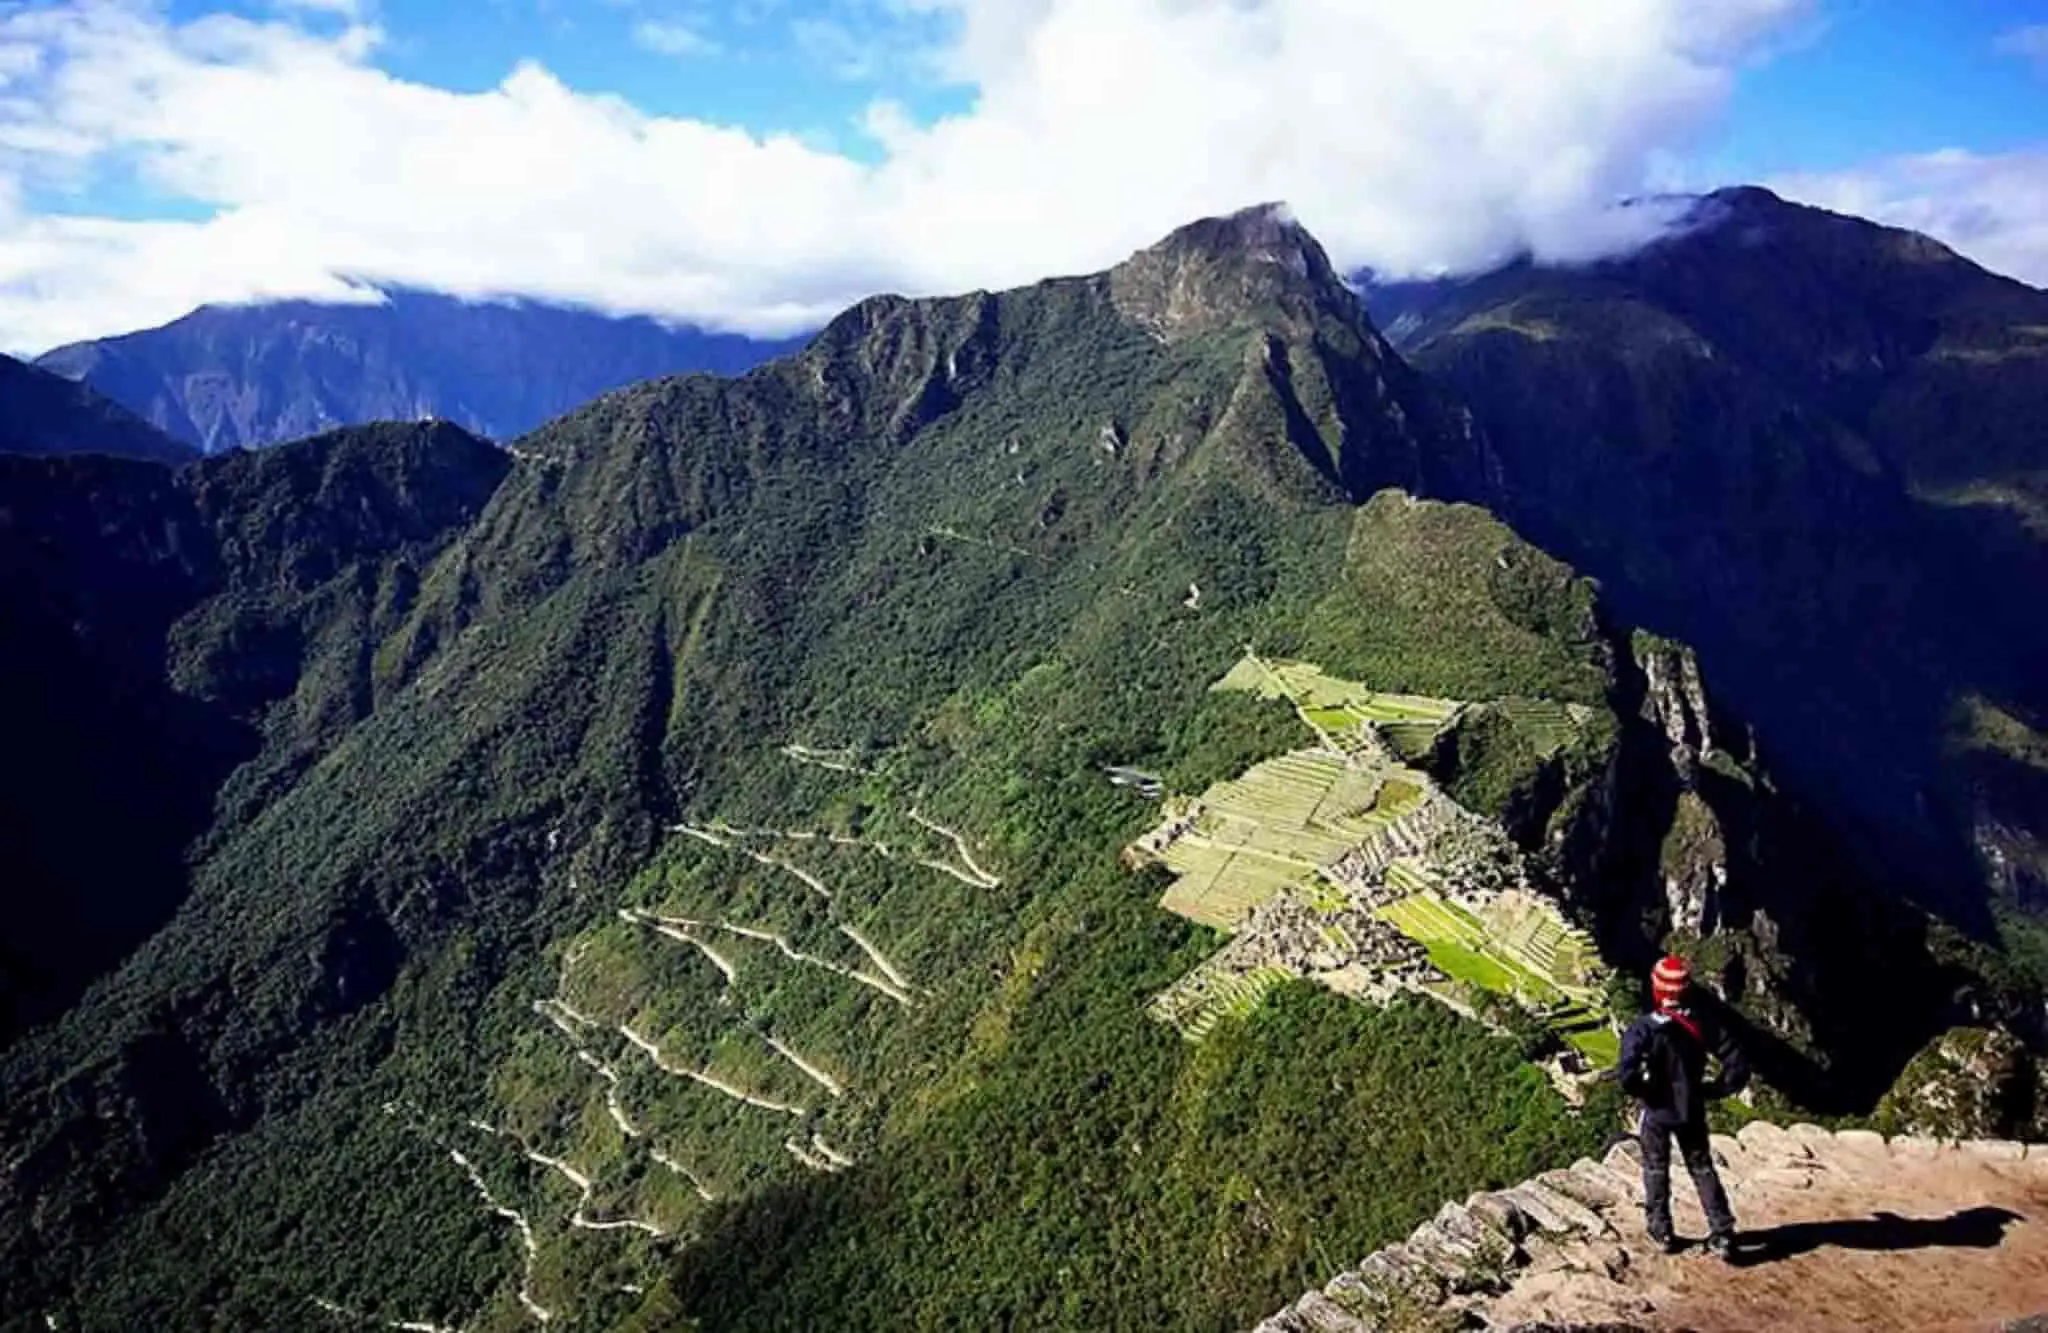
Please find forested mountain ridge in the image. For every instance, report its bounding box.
[0,353,197,464]
[0,204,2017,1332]
[1368,185,2048,933]
[33,290,808,453]
[0,421,509,1045]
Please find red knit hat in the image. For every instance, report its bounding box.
[1652,954,1691,1009]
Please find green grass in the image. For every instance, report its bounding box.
[1376,889,1612,1065]
[1419,939,1520,993]
[1565,1027,1621,1066]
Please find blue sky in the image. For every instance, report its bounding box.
[1705,0,2048,177]
[2,0,2045,352]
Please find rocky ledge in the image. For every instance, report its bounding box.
[1252,1122,2048,1333]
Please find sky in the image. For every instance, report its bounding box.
[0,0,2044,354]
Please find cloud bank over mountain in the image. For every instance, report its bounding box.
[6,0,1992,353]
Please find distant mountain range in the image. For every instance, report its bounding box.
[32,289,809,453]
[0,354,196,464]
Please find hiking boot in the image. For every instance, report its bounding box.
[1648,1230,1682,1255]
[1704,1232,1736,1262]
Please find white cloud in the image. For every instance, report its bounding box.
[1771,148,2048,289]
[1996,23,2048,70]
[632,19,719,58]
[267,0,367,18]
[0,0,1831,353]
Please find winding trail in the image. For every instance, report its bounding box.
[649,1148,719,1202]
[618,909,738,987]
[446,1147,552,1324]
[671,824,833,900]
[923,525,1038,559]
[784,1138,844,1174]
[462,1122,669,1244]
[530,1001,718,1204]
[838,925,914,995]
[908,811,1002,888]
[764,1037,846,1098]
[618,1024,808,1117]
[637,911,913,1007]
[810,1134,856,1169]
[676,815,997,891]
[672,823,731,849]
[309,1295,461,1333]
[781,744,875,776]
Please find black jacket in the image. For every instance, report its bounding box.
[1619,1005,1749,1128]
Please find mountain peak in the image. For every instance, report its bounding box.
[1109,203,1355,342]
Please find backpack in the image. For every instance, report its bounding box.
[1622,1011,1702,1100]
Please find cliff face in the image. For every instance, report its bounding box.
[1531,629,1971,1113]
[1372,187,2048,926]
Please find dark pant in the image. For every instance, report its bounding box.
[1639,1114,1735,1240]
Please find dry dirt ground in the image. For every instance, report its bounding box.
[1487,1127,2048,1332]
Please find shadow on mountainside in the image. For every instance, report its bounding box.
[1731,1205,2023,1267]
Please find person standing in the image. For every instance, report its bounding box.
[1618,954,1749,1260]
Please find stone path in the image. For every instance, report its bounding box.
[1251,1125,2048,1332]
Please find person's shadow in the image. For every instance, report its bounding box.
[1728,1206,2024,1267]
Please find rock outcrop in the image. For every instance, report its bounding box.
[1250,1124,2048,1332]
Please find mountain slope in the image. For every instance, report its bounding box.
[1369,187,2048,926]
[0,353,196,464]
[0,421,508,1046]
[34,290,809,452]
[0,207,1986,1333]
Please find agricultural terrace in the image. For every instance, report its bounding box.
[1216,652,1463,752]
[1374,881,1614,1062]
[1153,751,1385,928]
[1136,654,1618,1067]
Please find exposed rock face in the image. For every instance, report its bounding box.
[1251,1125,2048,1332]
[1635,635,1721,767]
[1873,1026,2043,1142]
[1110,204,1363,344]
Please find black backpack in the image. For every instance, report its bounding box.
[1623,1012,1697,1100]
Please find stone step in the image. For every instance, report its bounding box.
[1788,1122,1835,1152]
[1571,1155,1645,1206]
[1502,1181,1610,1237]
[1403,1219,1502,1294]
[1355,1246,1447,1308]
[1466,1191,1536,1246]
[1888,1136,1958,1161]
[1433,1200,1519,1271]
[1736,1119,1813,1162]
[1292,1290,1377,1332]
[1321,1271,1384,1320]
[1832,1128,1891,1158]
[1541,1164,1625,1211]
[1963,1138,2031,1163]
[1707,1132,1754,1179]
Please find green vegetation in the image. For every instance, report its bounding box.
[673,942,1617,1332]
[0,218,1686,1332]
[1374,887,1613,1062]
